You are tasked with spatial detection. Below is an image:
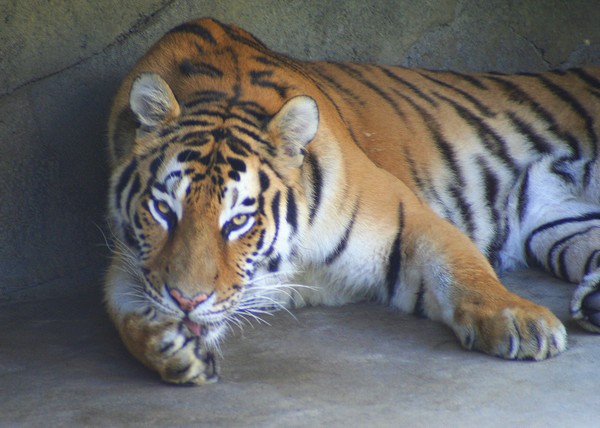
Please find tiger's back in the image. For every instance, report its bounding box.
[105,18,600,385]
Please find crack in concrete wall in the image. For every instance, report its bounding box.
[0,0,174,96]
[507,25,552,69]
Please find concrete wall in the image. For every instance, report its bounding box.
[1,0,600,303]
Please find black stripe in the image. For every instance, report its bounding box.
[477,157,500,223]
[179,60,223,78]
[192,173,205,182]
[153,181,167,193]
[259,170,270,191]
[285,187,298,235]
[133,212,142,229]
[485,75,582,157]
[378,66,437,106]
[506,112,554,155]
[558,248,570,283]
[218,20,269,51]
[537,74,597,150]
[584,249,600,276]
[325,204,359,265]
[185,90,228,105]
[227,136,252,156]
[226,156,246,173]
[516,168,531,223]
[158,126,178,138]
[168,22,217,45]
[146,155,165,175]
[570,68,600,89]
[526,213,600,262]
[386,203,405,301]
[232,125,275,153]
[402,146,445,211]
[391,90,465,188]
[418,72,494,116]
[262,191,281,259]
[256,229,266,251]
[125,174,141,215]
[548,226,599,281]
[271,190,281,233]
[551,157,577,184]
[476,156,505,263]
[305,152,323,224]
[179,119,215,127]
[311,64,366,106]
[333,63,406,118]
[403,146,427,193]
[253,55,280,67]
[177,150,203,163]
[229,112,264,129]
[311,80,367,160]
[123,224,139,252]
[537,74,597,182]
[528,213,600,240]
[413,281,427,318]
[115,159,138,210]
[449,184,476,238]
[435,92,518,173]
[237,100,269,117]
[179,131,210,146]
[183,108,226,120]
[446,71,489,90]
[198,153,212,166]
[249,70,288,98]
[589,88,600,100]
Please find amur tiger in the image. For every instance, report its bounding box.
[105,18,600,384]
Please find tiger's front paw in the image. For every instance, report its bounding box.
[452,297,567,360]
[571,271,600,333]
[120,313,219,385]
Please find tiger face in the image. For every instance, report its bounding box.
[108,73,319,348]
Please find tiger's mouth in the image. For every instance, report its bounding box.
[182,317,205,337]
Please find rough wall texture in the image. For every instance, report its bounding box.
[1,0,600,303]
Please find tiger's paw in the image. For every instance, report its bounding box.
[452,298,567,360]
[571,272,600,333]
[120,313,219,385]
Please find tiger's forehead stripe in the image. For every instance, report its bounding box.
[168,22,218,45]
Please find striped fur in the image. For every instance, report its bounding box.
[104,18,600,385]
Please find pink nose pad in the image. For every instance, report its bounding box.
[168,288,209,312]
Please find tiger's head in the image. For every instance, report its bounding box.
[107,72,319,347]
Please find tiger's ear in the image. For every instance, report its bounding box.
[129,73,180,131]
[268,96,319,167]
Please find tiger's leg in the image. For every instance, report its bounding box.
[104,264,219,384]
[516,157,600,332]
[387,198,567,360]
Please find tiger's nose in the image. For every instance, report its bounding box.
[168,288,209,312]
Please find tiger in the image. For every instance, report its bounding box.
[104,17,600,385]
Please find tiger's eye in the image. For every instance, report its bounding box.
[232,214,248,226]
[156,201,171,215]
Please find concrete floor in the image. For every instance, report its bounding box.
[1,269,599,427]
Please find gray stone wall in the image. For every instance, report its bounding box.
[1,0,599,302]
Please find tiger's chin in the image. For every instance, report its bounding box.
[178,315,229,351]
